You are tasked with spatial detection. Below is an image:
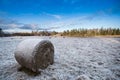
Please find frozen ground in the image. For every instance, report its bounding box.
[0,36,120,80]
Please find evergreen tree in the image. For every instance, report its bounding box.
[0,28,4,37]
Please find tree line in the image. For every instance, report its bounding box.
[0,28,58,37]
[0,28,120,37]
[12,31,58,36]
[62,28,120,37]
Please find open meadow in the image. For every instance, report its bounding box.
[0,36,120,80]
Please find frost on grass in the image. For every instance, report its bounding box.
[14,39,54,72]
[0,36,120,80]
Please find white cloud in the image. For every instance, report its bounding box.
[0,23,21,29]
[51,15,62,19]
[43,12,62,19]
[1,13,120,32]
[22,24,38,29]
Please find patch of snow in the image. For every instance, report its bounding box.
[0,36,120,80]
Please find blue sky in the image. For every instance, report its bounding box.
[0,0,120,32]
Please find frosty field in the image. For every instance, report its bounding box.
[0,36,120,80]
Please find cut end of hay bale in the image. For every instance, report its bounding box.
[14,39,54,72]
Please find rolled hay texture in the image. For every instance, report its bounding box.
[14,39,54,72]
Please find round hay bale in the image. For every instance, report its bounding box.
[14,39,54,72]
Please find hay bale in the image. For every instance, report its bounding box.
[14,39,54,72]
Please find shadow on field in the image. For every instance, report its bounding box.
[17,66,41,76]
